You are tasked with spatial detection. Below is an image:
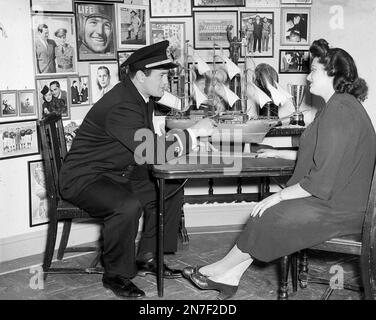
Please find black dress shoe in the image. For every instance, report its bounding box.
[136,258,182,279]
[189,272,238,300]
[182,265,205,280]
[102,274,145,298]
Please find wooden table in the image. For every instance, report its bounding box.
[152,155,296,297]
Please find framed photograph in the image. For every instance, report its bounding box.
[117,4,149,49]
[0,120,39,160]
[36,77,70,120]
[0,90,18,118]
[117,50,135,74]
[30,0,73,13]
[68,76,90,106]
[193,11,238,50]
[279,49,310,73]
[63,119,83,151]
[89,61,119,104]
[79,0,125,2]
[281,8,310,46]
[280,0,312,4]
[193,0,245,7]
[150,22,185,66]
[75,2,116,61]
[28,160,49,227]
[149,0,192,18]
[240,11,274,58]
[18,90,38,117]
[31,13,77,76]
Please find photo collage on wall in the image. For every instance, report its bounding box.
[0,0,312,227]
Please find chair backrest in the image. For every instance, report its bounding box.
[37,113,68,205]
[361,163,376,299]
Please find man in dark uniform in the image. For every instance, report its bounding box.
[253,15,263,53]
[59,40,215,298]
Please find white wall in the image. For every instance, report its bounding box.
[1,0,376,262]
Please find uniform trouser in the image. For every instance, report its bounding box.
[261,31,269,52]
[253,33,262,52]
[71,175,183,278]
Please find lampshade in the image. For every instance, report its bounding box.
[193,54,211,75]
[193,82,208,108]
[222,84,240,107]
[221,55,241,80]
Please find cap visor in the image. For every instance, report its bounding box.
[148,62,179,70]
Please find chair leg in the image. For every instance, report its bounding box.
[291,253,298,292]
[279,255,291,300]
[57,219,72,260]
[320,287,334,300]
[42,218,58,279]
[299,249,309,289]
[179,207,189,245]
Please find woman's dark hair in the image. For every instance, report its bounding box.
[309,39,368,102]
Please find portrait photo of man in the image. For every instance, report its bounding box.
[32,14,77,75]
[117,4,148,49]
[75,2,116,60]
[34,23,57,74]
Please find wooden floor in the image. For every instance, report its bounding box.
[0,231,363,300]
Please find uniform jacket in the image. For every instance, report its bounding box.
[59,75,192,201]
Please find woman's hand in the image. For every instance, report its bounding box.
[256,148,279,158]
[250,192,283,218]
[256,148,298,160]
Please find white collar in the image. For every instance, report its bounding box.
[138,90,149,103]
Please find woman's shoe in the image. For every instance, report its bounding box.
[189,272,238,300]
[182,265,205,280]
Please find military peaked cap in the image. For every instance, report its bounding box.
[121,40,178,70]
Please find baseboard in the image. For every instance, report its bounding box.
[0,202,253,263]
[0,223,101,263]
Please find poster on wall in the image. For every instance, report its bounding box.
[279,49,310,73]
[117,4,149,49]
[36,77,71,120]
[18,90,38,117]
[240,11,274,58]
[75,2,116,61]
[281,8,310,46]
[89,62,119,104]
[0,91,18,118]
[150,22,185,67]
[28,160,49,227]
[31,13,77,76]
[193,0,245,7]
[30,0,73,13]
[149,0,192,18]
[193,11,238,50]
[68,76,90,106]
[0,120,39,160]
[63,119,83,151]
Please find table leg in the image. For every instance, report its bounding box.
[158,178,165,297]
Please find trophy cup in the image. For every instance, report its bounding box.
[288,84,306,126]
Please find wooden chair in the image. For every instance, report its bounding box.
[279,165,376,300]
[38,113,103,277]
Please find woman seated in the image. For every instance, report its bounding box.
[183,39,376,300]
